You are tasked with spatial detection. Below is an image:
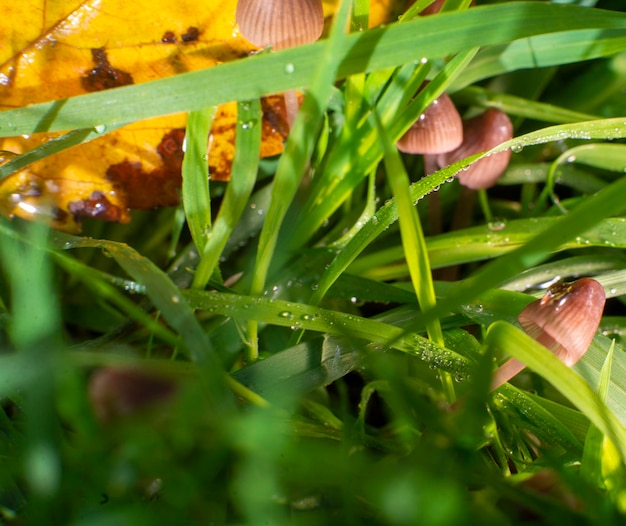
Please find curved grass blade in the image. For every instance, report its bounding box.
[40,230,230,407]
[0,125,124,180]
[247,0,352,359]
[453,86,599,123]
[184,288,473,378]
[192,99,262,289]
[231,335,362,403]
[454,28,626,90]
[182,107,215,254]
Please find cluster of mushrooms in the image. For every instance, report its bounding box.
[85,0,607,420]
[397,92,513,191]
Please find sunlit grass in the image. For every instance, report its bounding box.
[1,0,626,524]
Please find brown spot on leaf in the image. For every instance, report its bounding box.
[68,190,128,222]
[81,48,134,92]
[161,31,177,44]
[157,128,186,166]
[181,26,200,42]
[106,129,185,209]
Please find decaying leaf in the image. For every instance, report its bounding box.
[0,0,400,231]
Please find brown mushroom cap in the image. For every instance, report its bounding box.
[236,0,324,50]
[437,108,513,190]
[396,89,463,154]
[517,277,605,367]
[89,367,177,422]
[490,277,605,390]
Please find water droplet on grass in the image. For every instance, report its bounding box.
[487,218,506,232]
[240,119,258,130]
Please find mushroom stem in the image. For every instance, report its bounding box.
[489,357,527,391]
[283,89,300,130]
[436,186,476,281]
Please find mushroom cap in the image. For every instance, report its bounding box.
[517,278,606,366]
[236,0,324,50]
[439,108,513,190]
[89,367,176,422]
[396,90,463,154]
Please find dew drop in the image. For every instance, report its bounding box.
[94,124,106,134]
[284,63,295,74]
[487,218,506,232]
[511,144,523,154]
[240,119,258,130]
[278,311,294,320]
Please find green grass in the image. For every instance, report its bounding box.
[1,0,626,524]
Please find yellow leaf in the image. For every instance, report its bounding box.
[0,0,399,231]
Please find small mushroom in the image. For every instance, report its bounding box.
[89,367,177,422]
[236,0,324,50]
[490,277,606,390]
[435,108,513,190]
[397,85,463,155]
[235,0,325,127]
[397,83,463,236]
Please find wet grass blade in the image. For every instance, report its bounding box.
[192,99,262,289]
[182,107,215,254]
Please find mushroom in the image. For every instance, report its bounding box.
[89,367,177,422]
[433,109,513,278]
[435,108,513,190]
[490,277,606,390]
[396,82,463,235]
[236,0,324,127]
[236,0,324,50]
[396,86,463,156]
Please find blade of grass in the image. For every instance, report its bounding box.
[184,288,474,379]
[453,28,626,90]
[0,125,124,180]
[374,111,453,400]
[182,107,215,254]
[51,252,180,349]
[353,215,626,274]
[581,341,615,486]
[0,222,62,516]
[452,86,599,123]
[246,0,352,361]
[192,99,262,289]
